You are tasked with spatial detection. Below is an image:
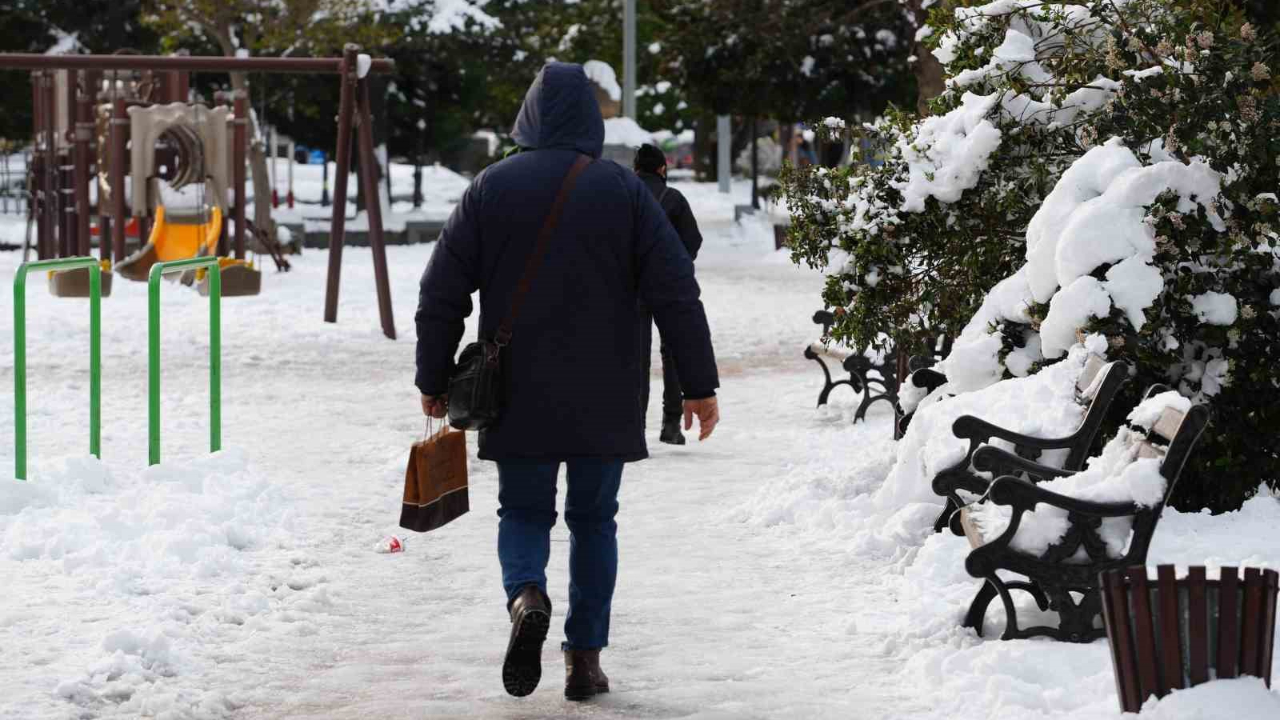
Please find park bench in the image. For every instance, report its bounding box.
[956,400,1211,643]
[803,311,899,423]
[929,355,1128,534]
[893,336,955,438]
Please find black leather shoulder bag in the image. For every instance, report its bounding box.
[448,154,593,431]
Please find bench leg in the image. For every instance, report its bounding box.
[1043,585,1106,643]
[806,348,855,407]
[854,390,897,423]
[962,580,999,637]
[991,576,1025,641]
[934,497,959,535]
[1006,581,1050,611]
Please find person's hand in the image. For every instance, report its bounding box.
[683,397,720,441]
[421,394,448,418]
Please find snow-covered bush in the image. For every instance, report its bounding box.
[782,0,1280,512]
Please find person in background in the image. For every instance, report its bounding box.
[415,64,720,703]
[796,132,818,168]
[633,143,704,446]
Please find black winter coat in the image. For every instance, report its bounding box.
[414,62,719,462]
[637,171,702,261]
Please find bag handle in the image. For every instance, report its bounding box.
[494,154,593,346]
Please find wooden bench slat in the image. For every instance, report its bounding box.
[1188,566,1210,686]
[1261,570,1278,685]
[1241,567,1263,677]
[1129,566,1163,699]
[958,507,984,550]
[1157,565,1184,690]
[1217,567,1240,679]
[1077,354,1106,394]
[1103,571,1142,712]
[1151,407,1185,443]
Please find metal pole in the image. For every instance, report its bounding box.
[110,94,127,264]
[42,72,57,258]
[233,91,247,260]
[148,266,160,465]
[717,115,731,194]
[356,76,397,341]
[623,0,637,118]
[13,256,102,480]
[148,256,222,465]
[75,71,92,255]
[324,45,359,325]
[210,266,221,455]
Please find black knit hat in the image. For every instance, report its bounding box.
[634,143,667,173]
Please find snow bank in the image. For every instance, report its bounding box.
[1139,677,1280,718]
[603,116,655,148]
[0,451,327,716]
[876,341,1099,512]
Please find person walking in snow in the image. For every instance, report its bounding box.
[414,63,721,702]
[633,143,704,445]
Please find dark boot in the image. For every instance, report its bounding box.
[563,649,610,701]
[659,414,686,445]
[503,585,551,697]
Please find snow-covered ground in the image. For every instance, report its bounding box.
[1,181,1277,719]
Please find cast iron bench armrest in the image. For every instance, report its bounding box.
[987,476,1143,518]
[911,367,948,392]
[952,415,1082,452]
[972,446,1075,482]
[812,310,835,335]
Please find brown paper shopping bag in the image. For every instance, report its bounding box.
[399,420,469,532]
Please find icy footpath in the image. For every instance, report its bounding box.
[0,451,325,718]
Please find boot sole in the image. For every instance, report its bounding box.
[502,608,550,697]
[564,684,600,702]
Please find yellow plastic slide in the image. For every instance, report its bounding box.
[153,205,222,262]
[115,205,222,281]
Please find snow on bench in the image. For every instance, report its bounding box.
[926,351,1127,533]
[956,390,1212,642]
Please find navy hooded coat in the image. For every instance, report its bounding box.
[414,63,719,462]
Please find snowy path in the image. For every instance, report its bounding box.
[1,214,922,718]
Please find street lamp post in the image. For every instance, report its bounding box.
[623,0,637,118]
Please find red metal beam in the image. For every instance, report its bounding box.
[0,53,394,75]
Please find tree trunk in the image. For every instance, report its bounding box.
[779,123,793,170]
[908,0,946,114]
[750,117,759,210]
[694,112,716,181]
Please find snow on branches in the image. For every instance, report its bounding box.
[781,0,1280,510]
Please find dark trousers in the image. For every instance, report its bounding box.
[496,459,624,651]
[638,308,683,423]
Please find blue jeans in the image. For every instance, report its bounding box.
[497,459,624,651]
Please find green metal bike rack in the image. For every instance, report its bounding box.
[13,257,102,481]
[149,257,222,466]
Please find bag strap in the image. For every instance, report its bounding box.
[658,186,671,205]
[495,154,593,346]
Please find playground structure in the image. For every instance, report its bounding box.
[0,46,398,339]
